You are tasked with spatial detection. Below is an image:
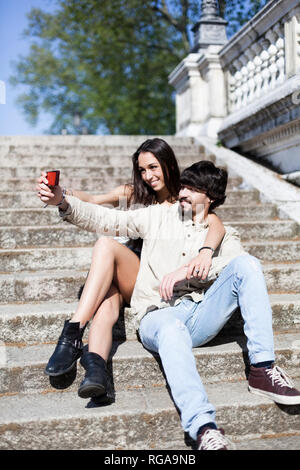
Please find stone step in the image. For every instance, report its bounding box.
[2,177,127,192]
[3,163,239,180]
[86,434,300,450]
[235,434,300,450]
[215,203,278,220]
[0,137,208,168]
[0,225,98,250]
[0,134,201,150]
[1,264,300,304]
[263,262,300,293]
[1,246,94,272]
[0,219,297,250]
[0,174,243,193]
[1,135,299,452]
[227,220,299,240]
[1,294,299,344]
[0,203,278,228]
[1,332,299,396]
[2,239,300,273]
[0,188,259,209]
[0,377,299,450]
[242,240,300,262]
[0,152,208,169]
[1,166,134,179]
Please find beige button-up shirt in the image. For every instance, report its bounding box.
[60,196,247,329]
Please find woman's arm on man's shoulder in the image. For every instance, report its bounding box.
[205,212,225,249]
[70,184,133,207]
[185,213,225,280]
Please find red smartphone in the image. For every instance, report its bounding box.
[46,170,60,187]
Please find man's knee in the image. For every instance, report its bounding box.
[157,318,192,348]
[140,311,191,350]
[140,311,171,338]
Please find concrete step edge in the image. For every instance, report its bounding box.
[1,294,300,347]
[1,292,299,317]
[1,268,300,306]
[1,220,295,231]
[1,332,299,396]
[2,244,300,274]
[0,378,300,450]
[0,202,277,213]
[3,331,300,367]
[2,262,300,279]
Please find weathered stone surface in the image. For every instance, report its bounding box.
[1,135,300,451]
[0,379,300,450]
[1,332,299,396]
[1,294,299,345]
[1,263,299,304]
[0,202,277,228]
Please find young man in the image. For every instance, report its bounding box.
[37,160,300,450]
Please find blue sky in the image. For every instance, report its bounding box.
[0,0,55,135]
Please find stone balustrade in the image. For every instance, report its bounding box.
[169,0,300,174]
[226,24,285,113]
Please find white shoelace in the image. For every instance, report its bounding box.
[266,365,295,389]
[198,429,229,450]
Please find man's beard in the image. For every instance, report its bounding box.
[179,196,192,207]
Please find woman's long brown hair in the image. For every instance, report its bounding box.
[129,138,181,206]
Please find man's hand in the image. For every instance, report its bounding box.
[186,249,213,280]
[160,265,188,301]
[36,172,63,206]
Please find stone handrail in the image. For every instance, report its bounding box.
[225,24,285,113]
[220,0,298,113]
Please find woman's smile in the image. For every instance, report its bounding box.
[138,151,165,192]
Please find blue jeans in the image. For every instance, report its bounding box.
[139,255,275,441]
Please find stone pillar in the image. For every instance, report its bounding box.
[169,0,228,138]
[196,46,227,137]
[284,8,300,78]
[169,54,209,136]
[192,0,228,53]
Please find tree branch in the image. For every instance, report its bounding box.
[152,1,181,30]
[151,0,191,51]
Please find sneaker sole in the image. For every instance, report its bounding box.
[248,385,300,405]
[78,383,107,399]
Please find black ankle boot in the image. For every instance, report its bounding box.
[78,351,107,399]
[45,320,87,376]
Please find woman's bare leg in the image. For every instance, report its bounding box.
[71,237,140,326]
[88,284,122,361]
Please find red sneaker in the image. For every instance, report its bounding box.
[248,365,300,405]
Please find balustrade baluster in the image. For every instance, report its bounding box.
[273,23,285,85]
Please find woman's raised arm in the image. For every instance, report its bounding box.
[36,171,133,207]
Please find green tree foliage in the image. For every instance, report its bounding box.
[10,0,270,134]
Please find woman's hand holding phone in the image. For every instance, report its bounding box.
[36,170,63,206]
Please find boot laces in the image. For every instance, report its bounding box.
[266,366,295,389]
[198,429,229,450]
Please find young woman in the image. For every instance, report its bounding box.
[36,138,225,400]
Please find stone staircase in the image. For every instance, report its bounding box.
[0,135,300,450]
